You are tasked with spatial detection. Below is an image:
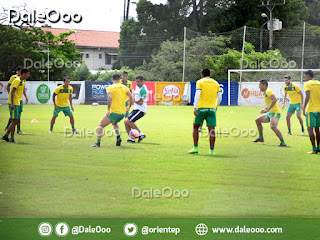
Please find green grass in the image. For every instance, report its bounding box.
[0,105,319,218]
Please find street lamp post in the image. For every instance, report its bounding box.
[260,13,269,52]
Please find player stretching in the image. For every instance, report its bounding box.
[189,68,222,155]
[50,77,78,133]
[125,75,147,143]
[5,66,28,134]
[2,69,30,143]
[253,80,286,146]
[92,73,133,147]
[282,75,304,135]
[120,70,132,117]
[303,70,320,154]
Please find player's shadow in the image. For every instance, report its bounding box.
[189,154,238,159]
[138,142,160,145]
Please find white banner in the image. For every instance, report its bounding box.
[0,81,85,105]
[238,82,305,106]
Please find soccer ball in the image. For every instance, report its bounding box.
[129,129,139,139]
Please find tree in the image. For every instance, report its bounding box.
[0,25,80,81]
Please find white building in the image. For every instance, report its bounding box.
[41,27,119,70]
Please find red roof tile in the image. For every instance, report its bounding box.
[41,27,119,48]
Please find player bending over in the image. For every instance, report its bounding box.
[303,70,320,154]
[2,69,30,143]
[189,68,222,155]
[92,73,133,148]
[282,75,304,135]
[124,75,147,143]
[253,80,286,147]
[50,76,78,133]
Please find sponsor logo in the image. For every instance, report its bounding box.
[36,84,51,104]
[241,88,264,99]
[0,83,3,94]
[162,85,180,98]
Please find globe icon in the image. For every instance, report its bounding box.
[195,223,208,236]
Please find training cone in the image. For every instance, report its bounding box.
[31,119,39,123]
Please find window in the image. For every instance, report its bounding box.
[99,54,102,59]
[86,54,89,58]
[105,54,112,65]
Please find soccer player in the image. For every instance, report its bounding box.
[91,73,133,147]
[302,70,320,154]
[50,76,78,133]
[124,75,147,143]
[188,68,222,155]
[120,70,132,117]
[5,66,28,134]
[2,69,30,143]
[282,75,304,135]
[253,80,286,146]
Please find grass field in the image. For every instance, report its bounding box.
[0,104,319,218]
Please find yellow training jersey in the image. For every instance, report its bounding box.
[8,77,23,106]
[196,77,221,109]
[8,74,18,85]
[107,83,129,114]
[120,80,132,100]
[19,80,26,101]
[284,83,301,104]
[304,80,320,112]
[54,85,73,107]
[264,88,281,113]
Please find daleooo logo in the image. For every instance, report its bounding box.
[9,9,83,25]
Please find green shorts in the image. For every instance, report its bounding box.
[109,112,125,124]
[287,103,301,114]
[267,112,281,122]
[8,104,20,120]
[53,106,73,116]
[19,100,23,113]
[125,102,129,115]
[194,108,216,127]
[306,112,320,128]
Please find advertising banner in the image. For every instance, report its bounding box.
[189,82,239,106]
[155,82,186,106]
[84,81,112,104]
[132,81,156,105]
[0,81,85,105]
[238,82,304,106]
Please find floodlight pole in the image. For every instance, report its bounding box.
[182,26,186,82]
[259,1,285,50]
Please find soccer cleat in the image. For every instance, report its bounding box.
[209,149,215,155]
[2,135,9,142]
[279,142,287,147]
[252,138,264,143]
[17,131,26,135]
[49,130,52,133]
[126,139,135,143]
[302,131,305,135]
[285,132,292,135]
[307,150,317,154]
[9,139,16,143]
[72,129,79,133]
[188,147,198,154]
[91,143,100,147]
[138,134,146,143]
[116,137,122,146]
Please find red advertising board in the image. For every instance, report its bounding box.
[132,81,155,105]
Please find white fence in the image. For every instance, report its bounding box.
[0,81,85,105]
